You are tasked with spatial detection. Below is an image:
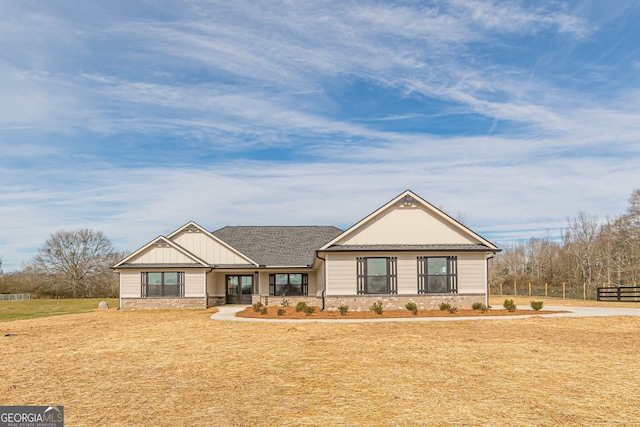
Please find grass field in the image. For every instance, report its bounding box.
[1,300,640,426]
[0,298,119,322]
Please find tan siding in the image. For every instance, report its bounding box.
[184,270,206,297]
[171,231,251,265]
[119,270,142,298]
[457,253,487,293]
[396,255,418,294]
[325,252,489,296]
[325,253,357,295]
[317,261,326,295]
[337,206,477,245]
[129,246,195,264]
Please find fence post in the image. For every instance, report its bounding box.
[545,283,548,297]
[528,282,531,297]
[583,282,586,300]
[562,282,566,299]
[514,281,517,297]
[500,282,503,295]
[617,287,621,302]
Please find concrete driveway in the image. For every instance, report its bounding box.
[210,305,640,323]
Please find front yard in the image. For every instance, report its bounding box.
[1,305,639,425]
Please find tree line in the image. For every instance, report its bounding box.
[489,189,640,297]
[0,229,125,298]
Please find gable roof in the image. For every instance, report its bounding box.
[167,221,257,265]
[319,190,500,251]
[113,236,210,268]
[212,226,343,267]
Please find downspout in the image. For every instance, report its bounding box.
[486,254,495,307]
[315,251,327,311]
[205,267,213,308]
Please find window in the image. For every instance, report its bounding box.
[141,272,185,297]
[269,273,308,296]
[357,257,397,294]
[417,257,457,293]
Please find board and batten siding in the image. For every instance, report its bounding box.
[118,269,207,298]
[171,231,252,265]
[336,206,476,246]
[325,252,489,295]
[127,246,195,265]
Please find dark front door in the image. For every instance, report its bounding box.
[226,275,253,304]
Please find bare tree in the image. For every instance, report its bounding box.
[32,229,117,297]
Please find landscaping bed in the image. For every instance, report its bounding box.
[236,305,560,319]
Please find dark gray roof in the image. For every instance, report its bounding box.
[212,226,343,267]
[321,244,499,252]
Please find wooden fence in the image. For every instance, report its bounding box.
[490,282,597,300]
[0,293,30,301]
[596,286,640,302]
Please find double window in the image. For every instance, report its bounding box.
[357,257,397,294]
[269,273,308,296]
[417,257,457,293]
[141,272,185,297]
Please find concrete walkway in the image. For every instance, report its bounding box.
[210,305,640,323]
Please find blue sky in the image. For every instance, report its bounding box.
[1,0,639,271]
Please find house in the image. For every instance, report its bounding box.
[113,190,500,310]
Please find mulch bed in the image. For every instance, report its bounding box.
[236,305,560,319]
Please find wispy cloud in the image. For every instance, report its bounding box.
[1,0,639,270]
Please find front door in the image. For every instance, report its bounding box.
[226,275,253,304]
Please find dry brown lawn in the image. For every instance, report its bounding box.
[2,308,639,426]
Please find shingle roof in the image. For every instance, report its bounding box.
[211,226,343,267]
[321,244,498,252]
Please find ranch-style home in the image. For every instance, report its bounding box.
[113,190,500,311]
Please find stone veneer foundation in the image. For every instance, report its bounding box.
[120,297,207,310]
[252,293,486,311]
[322,294,486,311]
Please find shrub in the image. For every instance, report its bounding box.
[280,294,291,307]
[480,304,489,313]
[405,302,418,315]
[370,300,383,315]
[448,306,458,314]
[338,305,349,316]
[439,302,451,311]
[259,306,268,315]
[295,301,308,312]
[303,306,316,316]
[503,299,517,312]
[252,301,264,313]
[472,302,483,310]
[276,308,286,316]
[530,301,544,311]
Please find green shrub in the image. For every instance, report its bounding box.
[370,300,383,315]
[303,306,316,316]
[338,305,349,316]
[472,302,483,310]
[295,301,308,312]
[439,302,451,311]
[405,302,418,315]
[252,301,264,313]
[448,306,458,314]
[530,301,544,311]
[276,308,286,316]
[503,299,517,312]
[480,304,489,313]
